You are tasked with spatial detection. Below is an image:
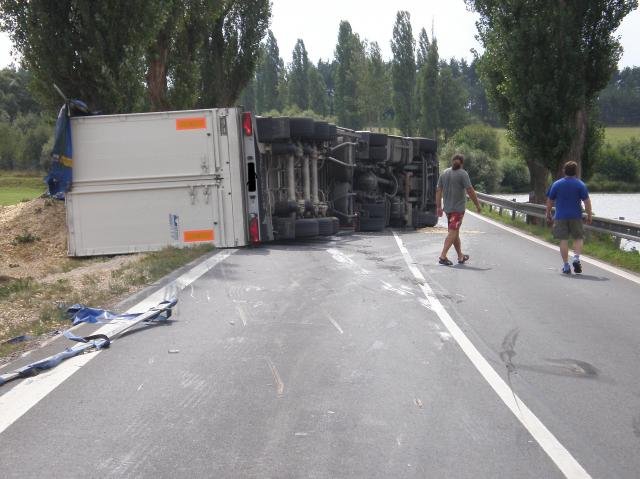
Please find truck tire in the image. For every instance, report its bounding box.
[313,121,330,141]
[416,138,437,154]
[359,216,386,232]
[317,217,334,236]
[295,218,319,238]
[369,146,387,162]
[361,202,385,219]
[289,117,315,139]
[369,132,388,147]
[331,217,340,234]
[256,117,290,142]
[414,211,438,228]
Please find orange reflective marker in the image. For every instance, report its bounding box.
[183,229,214,242]
[176,117,207,130]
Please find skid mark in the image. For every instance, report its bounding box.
[325,311,344,334]
[326,248,370,275]
[266,358,285,396]
[381,280,415,296]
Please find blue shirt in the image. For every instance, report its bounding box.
[547,177,589,220]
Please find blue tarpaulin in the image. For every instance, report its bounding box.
[45,99,90,199]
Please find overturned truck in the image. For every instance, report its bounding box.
[255,116,438,240]
[61,108,438,256]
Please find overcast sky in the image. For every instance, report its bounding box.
[1,1,638,69]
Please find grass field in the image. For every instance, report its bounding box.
[495,126,640,157]
[0,172,45,206]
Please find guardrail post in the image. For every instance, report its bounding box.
[511,199,516,220]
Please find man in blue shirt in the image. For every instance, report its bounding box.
[545,161,593,274]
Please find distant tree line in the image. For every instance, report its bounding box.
[599,66,640,125]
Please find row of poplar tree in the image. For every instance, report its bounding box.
[241,12,495,140]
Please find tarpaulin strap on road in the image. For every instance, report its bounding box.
[0,299,177,387]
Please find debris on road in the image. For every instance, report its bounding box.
[0,299,177,387]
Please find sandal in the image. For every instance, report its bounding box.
[438,257,453,266]
[458,254,470,264]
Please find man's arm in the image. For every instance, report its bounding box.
[466,187,482,213]
[545,198,554,224]
[436,188,443,217]
[583,197,593,224]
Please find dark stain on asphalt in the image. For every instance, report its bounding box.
[633,415,640,438]
[543,358,599,378]
[499,328,519,373]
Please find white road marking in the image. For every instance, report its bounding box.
[0,249,237,435]
[325,311,344,334]
[326,248,370,275]
[468,211,640,286]
[392,231,591,479]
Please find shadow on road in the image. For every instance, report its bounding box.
[566,274,610,282]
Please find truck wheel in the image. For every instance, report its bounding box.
[289,117,315,139]
[359,216,386,232]
[256,117,290,142]
[317,217,334,236]
[414,211,438,228]
[313,121,330,141]
[417,138,437,154]
[369,146,387,162]
[361,202,385,219]
[369,132,388,147]
[295,218,319,238]
[331,217,340,234]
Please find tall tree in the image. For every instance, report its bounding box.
[200,0,271,107]
[416,28,430,69]
[334,21,363,129]
[308,64,328,116]
[438,64,468,140]
[467,0,637,202]
[419,36,440,138]
[360,42,391,127]
[256,30,283,114]
[288,39,310,111]
[0,1,168,113]
[390,11,416,136]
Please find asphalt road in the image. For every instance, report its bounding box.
[1,213,639,478]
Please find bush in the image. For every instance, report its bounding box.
[500,157,530,192]
[592,138,639,183]
[441,123,502,193]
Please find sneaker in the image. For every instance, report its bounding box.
[562,264,572,275]
[572,260,582,274]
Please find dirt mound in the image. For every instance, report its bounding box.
[0,197,68,279]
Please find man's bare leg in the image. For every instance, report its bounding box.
[573,238,583,256]
[453,233,463,260]
[440,230,458,259]
[559,240,569,263]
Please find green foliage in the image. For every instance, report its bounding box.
[360,42,392,128]
[0,1,168,113]
[442,124,502,192]
[500,157,531,192]
[308,65,328,117]
[592,138,640,183]
[451,123,500,158]
[419,35,439,138]
[256,30,284,114]
[599,66,640,125]
[334,21,364,129]
[288,39,310,110]
[438,64,469,140]
[201,0,271,107]
[468,0,637,201]
[390,11,415,136]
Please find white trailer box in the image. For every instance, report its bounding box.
[66,108,255,256]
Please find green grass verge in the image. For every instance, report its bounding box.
[477,203,640,274]
[0,244,215,358]
[0,172,45,205]
[604,126,640,145]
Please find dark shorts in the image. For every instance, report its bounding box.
[552,219,584,240]
[446,212,464,231]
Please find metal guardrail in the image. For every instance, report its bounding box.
[476,192,640,243]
